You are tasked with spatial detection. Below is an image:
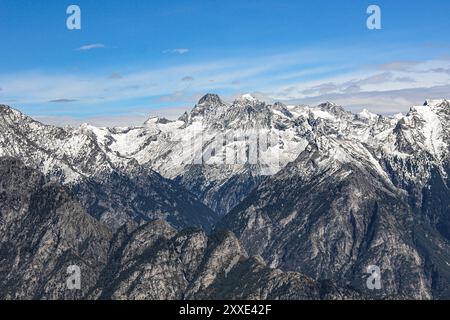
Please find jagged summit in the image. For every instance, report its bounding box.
[197,93,223,105]
[423,99,449,107]
[187,93,227,119]
[144,116,172,126]
[239,93,257,102]
[318,101,336,108]
[358,109,379,120]
[0,103,49,127]
[316,101,349,117]
[0,104,20,116]
[233,94,263,107]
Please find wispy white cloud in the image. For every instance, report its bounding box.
[157,91,187,103]
[378,60,421,71]
[163,48,189,54]
[108,72,123,79]
[77,43,105,51]
[269,58,450,104]
[287,84,450,114]
[297,72,415,96]
[48,98,78,103]
[1,45,449,122]
[429,68,450,75]
[0,52,322,106]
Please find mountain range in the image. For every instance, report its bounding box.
[0,94,449,299]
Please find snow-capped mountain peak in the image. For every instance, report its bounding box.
[423,99,449,108]
[239,93,257,102]
[1,94,449,219]
[358,109,379,120]
[197,93,223,105]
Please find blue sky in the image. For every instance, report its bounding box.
[1,0,450,126]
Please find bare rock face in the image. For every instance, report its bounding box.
[218,100,450,299]
[0,157,356,300]
[219,140,430,298]
[0,157,112,299]
[91,220,355,300]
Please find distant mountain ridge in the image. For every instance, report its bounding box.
[1,95,450,299]
[0,104,217,230]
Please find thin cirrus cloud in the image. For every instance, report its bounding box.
[287,84,450,115]
[109,72,123,79]
[430,68,450,75]
[76,43,106,51]
[163,48,189,54]
[378,61,421,71]
[267,57,450,114]
[181,76,194,82]
[1,45,450,126]
[48,98,78,103]
[296,72,417,97]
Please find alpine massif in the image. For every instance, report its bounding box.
[0,94,449,299]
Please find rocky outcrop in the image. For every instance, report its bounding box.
[0,157,111,299]
[218,100,450,299]
[0,157,357,300]
[90,219,358,300]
